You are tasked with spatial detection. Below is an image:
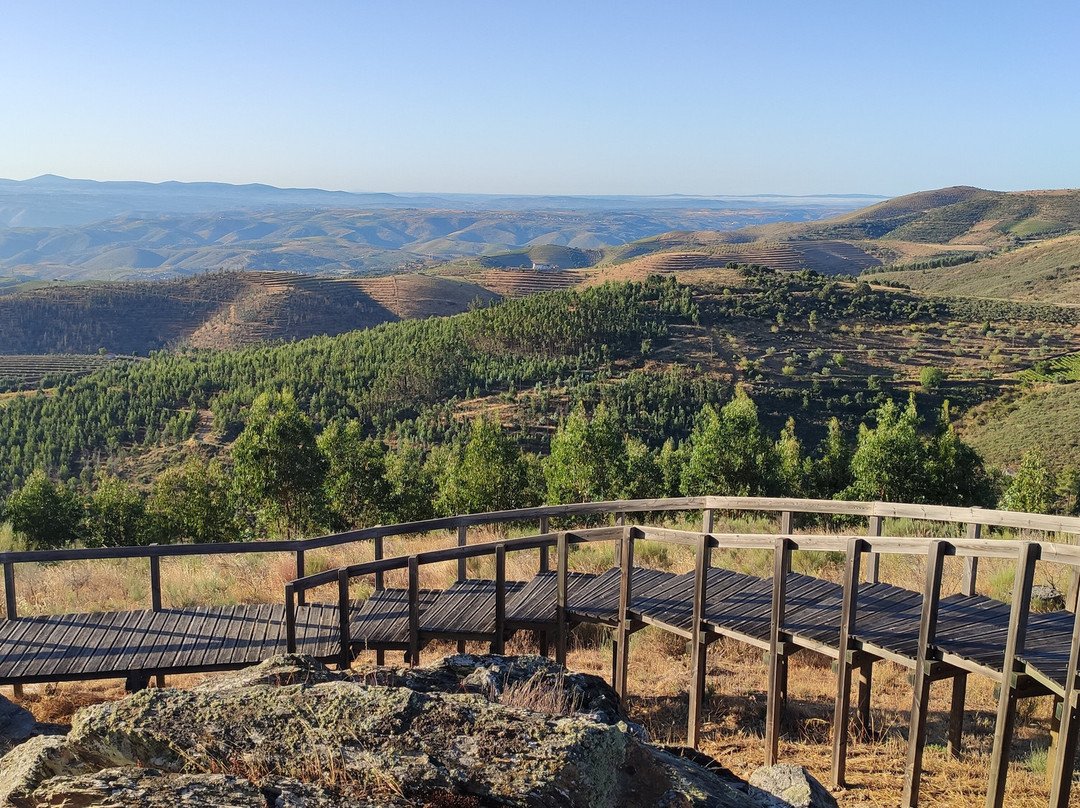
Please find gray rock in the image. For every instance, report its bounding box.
[1,654,761,808]
[0,697,38,756]
[1030,584,1066,612]
[748,764,838,808]
[0,734,95,806]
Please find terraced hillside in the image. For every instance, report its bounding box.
[464,268,586,298]
[0,354,130,391]
[600,241,881,276]
[345,274,498,318]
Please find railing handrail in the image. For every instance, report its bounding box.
[1,496,1077,566]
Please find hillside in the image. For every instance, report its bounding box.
[962,382,1080,472]
[0,271,498,355]
[2,273,1079,501]
[465,187,1078,298]
[864,233,1080,302]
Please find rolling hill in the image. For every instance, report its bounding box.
[861,233,1080,303]
[0,271,498,355]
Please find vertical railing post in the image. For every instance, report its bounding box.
[950,522,982,758]
[1049,600,1080,808]
[780,510,793,535]
[494,544,506,655]
[285,582,297,653]
[374,535,385,592]
[960,523,982,597]
[408,555,421,667]
[538,515,550,573]
[148,550,163,686]
[337,568,352,670]
[984,542,1039,808]
[865,514,882,583]
[613,512,625,566]
[149,552,162,612]
[830,537,865,786]
[617,527,630,695]
[457,525,468,584]
[4,561,18,621]
[4,561,19,697]
[1068,533,1080,614]
[687,528,712,748]
[985,542,1039,808]
[295,550,306,607]
[902,540,950,808]
[556,532,569,667]
[614,527,634,698]
[456,524,469,653]
[702,508,714,534]
[766,536,793,767]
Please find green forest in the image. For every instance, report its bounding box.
[0,274,1076,551]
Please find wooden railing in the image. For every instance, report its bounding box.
[281,501,1080,808]
[4,496,1079,620]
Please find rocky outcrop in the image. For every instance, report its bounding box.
[0,654,767,808]
[748,764,839,808]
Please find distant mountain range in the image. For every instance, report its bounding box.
[0,176,881,281]
[0,174,882,227]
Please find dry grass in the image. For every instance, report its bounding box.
[4,515,1080,805]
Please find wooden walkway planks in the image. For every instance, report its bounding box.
[420,579,526,640]
[0,603,352,685]
[505,571,595,630]
[348,589,440,650]
[2,560,1076,712]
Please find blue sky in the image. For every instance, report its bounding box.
[2,0,1078,196]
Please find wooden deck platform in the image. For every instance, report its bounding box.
[3,567,1076,697]
[5,502,1080,808]
[0,604,342,685]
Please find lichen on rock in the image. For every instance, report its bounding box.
[0,654,763,807]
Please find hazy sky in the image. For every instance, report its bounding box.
[2,1,1078,196]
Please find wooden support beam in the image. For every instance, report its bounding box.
[832,536,865,787]
[1049,599,1080,807]
[702,508,714,534]
[856,658,873,739]
[408,555,420,667]
[337,567,352,670]
[295,550,305,607]
[3,561,16,620]
[149,554,162,612]
[948,673,968,758]
[493,544,506,655]
[985,542,1039,808]
[556,532,569,667]
[284,583,297,653]
[456,526,469,653]
[688,528,712,749]
[614,529,634,698]
[902,540,949,808]
[766,536,793,767]
[865,515,882,583]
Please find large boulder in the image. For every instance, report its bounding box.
[0,697,40,756]
[0,654,761,808]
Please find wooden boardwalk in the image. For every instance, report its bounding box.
[3,497,1080,808]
